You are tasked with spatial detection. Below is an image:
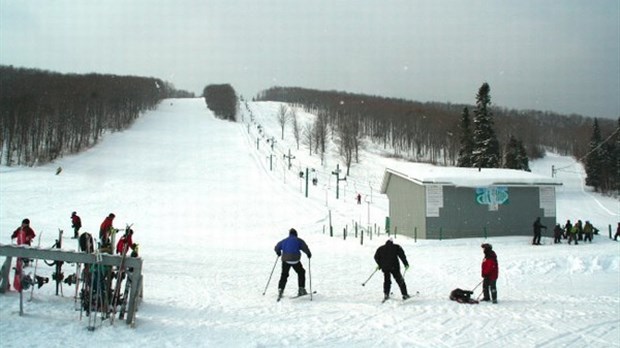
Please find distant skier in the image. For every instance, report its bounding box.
[99,213,115,247]
[532,217,547,245]
[71,211,82,239]
[374,238,410,301]
[480,243,498,304]
[274,228,312,299]
[614,223,620,241]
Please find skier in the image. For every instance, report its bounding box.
[614,223,620,241]
[71,211,82,239]
[374,238,410,301]
[532,217,547,245]
[99,213,115,247]
[480,243,498,303]
[274,228,312,299]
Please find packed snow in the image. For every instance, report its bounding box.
[0,98,618,348]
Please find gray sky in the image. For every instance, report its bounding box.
[1,0,619,119]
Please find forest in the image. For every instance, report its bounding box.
[254,86,619,193]
[0,66,186,166]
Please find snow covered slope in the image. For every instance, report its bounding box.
[0,98,618,347]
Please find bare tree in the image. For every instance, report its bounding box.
[277,104,289,140]
[314,110,329,165]
[290,108,301,150]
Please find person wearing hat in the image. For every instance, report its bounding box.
[274,228,312,299]
[374,238,411,301]
[480,243,499,303]
[11,218,36,246]
[71,211,82,239]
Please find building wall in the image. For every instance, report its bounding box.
[384,175,557,239]
[425,186,556,239]
[385,174,426,238]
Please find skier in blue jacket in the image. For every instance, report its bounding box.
[274,228,312,299]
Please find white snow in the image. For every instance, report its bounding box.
[1,98,618,347]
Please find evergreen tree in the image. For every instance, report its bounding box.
[456,107,474,167]
[504,135,530,171]
[585,118,604,191]
[472,83,501,168]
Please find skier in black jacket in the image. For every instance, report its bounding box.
[374,239,410,301]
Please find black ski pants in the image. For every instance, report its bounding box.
[532,232,542,245]
[482,277,497,302]
[382,269,408,296]
[278,261,305,290]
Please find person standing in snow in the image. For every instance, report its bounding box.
[11,218,36,268]
[71,211,82,239]
[563,220,572,240]
[11,218,36,246]
[553,224,563,244]
[532,217,547,245]
[614,223,620,241]
[480,243,498,303]
[374,238,410,301]
[568,223,579,245]
[99,213,116,248]
[116,229,135,254]
[583,221,594,243]
[274,228,312,298]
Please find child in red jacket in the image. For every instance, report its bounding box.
[481,243,498,304]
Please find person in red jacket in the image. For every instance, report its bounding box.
[116,229,134,255]
[71,211,82,239]
[480,243,498,304]
[11,218,36,246]
[99,213,115,247]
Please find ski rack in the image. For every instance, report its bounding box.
[0,243,143,327]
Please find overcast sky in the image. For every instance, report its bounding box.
[1,0,619,119]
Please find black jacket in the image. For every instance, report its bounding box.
[374,240,409,271]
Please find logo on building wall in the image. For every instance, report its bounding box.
[476,186,509,211]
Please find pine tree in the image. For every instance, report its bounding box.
[504,135,530,171]
[457,107,474,167]
[472,83,501,168]
[585,118,604,191]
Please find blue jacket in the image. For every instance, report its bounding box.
[275,235,311,263]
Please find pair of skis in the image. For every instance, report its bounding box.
[277,291,317,302]
[381,291,420,304]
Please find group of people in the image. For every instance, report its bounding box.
[12,212,137,257]
[273,229,499,304]
[534,217,602,245]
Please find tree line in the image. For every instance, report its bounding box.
[255,85,618,193]
[203,84,238,121]
[0,66,185,166]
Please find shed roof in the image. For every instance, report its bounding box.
[380,163,562,193]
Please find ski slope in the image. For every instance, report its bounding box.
[0,98,618,348]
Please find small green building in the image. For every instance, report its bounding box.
[380,164,562,239]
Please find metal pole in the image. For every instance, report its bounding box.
[361,268,379,286]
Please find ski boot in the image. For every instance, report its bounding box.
[402,294,411,300]
[298,288,308,296]
[277,288,284,301]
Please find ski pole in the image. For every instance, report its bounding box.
[361,268,379,286]
[262,255,280,296]
[309,258,313,301]
[471,280,483,292]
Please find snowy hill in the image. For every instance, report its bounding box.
[0,98,618,347]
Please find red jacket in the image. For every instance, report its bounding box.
[100,217,114,239]
[11,226,36,245]
[116,234,134,254]
[481,257,499,280]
